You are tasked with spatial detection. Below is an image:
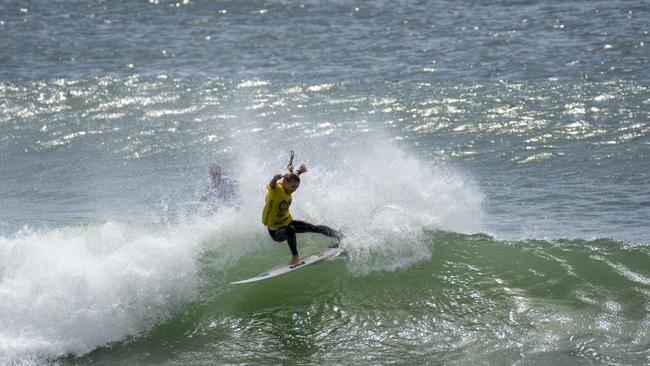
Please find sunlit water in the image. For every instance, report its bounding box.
[1,1,649,365]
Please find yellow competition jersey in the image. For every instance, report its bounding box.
[262,183,293,229]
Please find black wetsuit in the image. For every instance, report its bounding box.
[268,220,341,256]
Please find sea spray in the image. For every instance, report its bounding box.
[309,142,483,274]
[232,139,484,275]
[0,218,227,364]
[0,116,485,365]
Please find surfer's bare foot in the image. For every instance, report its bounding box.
[290,255,300,265]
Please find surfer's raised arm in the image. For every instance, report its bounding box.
[269,173,283,189]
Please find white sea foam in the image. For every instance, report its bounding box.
[234,139,484,275]
[0,218,229,365]
[0,136,484,364]
[306,143,483,274]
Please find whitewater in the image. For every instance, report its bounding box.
[2,0,650,365]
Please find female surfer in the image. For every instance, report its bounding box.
[262,160,342,265]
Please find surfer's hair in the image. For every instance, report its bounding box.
[284,172,301,183]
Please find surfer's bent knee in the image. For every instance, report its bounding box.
[268,225,296,243]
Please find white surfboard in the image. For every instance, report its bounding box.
[230,247,341,284]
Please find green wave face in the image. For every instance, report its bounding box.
[64,232,650,366]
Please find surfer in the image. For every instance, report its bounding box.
[262,162,342,265]
[200,163,239,206]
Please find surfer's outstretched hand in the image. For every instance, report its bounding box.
[269,173,284,188]
[296,163,308,174]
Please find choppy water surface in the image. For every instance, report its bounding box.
[1,1,649,365]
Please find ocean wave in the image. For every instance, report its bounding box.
[218,231,650,365]
[0,220,212,365]
[3,218,649,366]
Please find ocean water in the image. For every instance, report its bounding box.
[1,1,649,365]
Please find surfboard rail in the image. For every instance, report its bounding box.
[230,247,341,284]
